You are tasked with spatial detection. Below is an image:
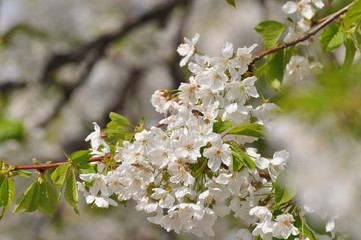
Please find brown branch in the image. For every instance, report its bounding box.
[11,155,109,171]
[250,1,354,65]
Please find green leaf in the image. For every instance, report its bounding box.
[0,175,5,191]
[228,123,264,138]
[231,151,244,171]
[193,158,208,178]
[254,21,286,50]
[344,0,361,29]
[230,144,256,170]
[0,120,24,143]
[108,112,132,129]
[64,169,79,214]
[257,48,291,90]
[226,0,236,8]
[0,178,15,219]
[320,23,344,52]
[273,172,296,205]
[13,170,32,178]
[213,116,233,133]
[51,163,70,188]
[75,164,96,174]
[38,177,59,216]
[0,178,15,207]
[305,212,329,235]
[13,179,40,213]
[103,128,134,141]
[294,216,317,240]
[69,150,91,164]
[343,37,356,70]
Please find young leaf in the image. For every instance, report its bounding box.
[320,23,344,52]
[0,178,15,219]
[0,175,5,191]
[13,179,40,213]
[230,144,256,170]
[257,48,289,90]
[213,116,233,133]
[193,158,208,178]
[13,170,33,178]
[228,123,264,138]
[75,164,96,174]
[51,163,70,188]
[273,173,296,205]
[108,112,132,129]
[69,150,91,164]
[343,37,356,70]
[38,178,60,216]
[0,178,15,207]
[343,0,361,29]
[254,21,286,50]
[294,216,317,240]
[64,169,79,214]
[231,151,244,171]
[305,212,329,235]
[226,0,236,8]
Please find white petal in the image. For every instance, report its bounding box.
[282,1,297,14]
[222,42,234,58]
[256,157,269,169]
[301,4,315,19]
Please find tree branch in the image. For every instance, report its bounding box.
[10,155,109,170]
[250,1,354,65]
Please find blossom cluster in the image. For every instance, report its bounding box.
[76,33,300,238]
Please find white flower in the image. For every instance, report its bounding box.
[312,0,324,9]
[255,150,289,181]
[236,229,253,240]
[177,33,200,67]
[79,173,109,196]
[168,161,195,186]
[285,55,310,81]
[85,122,106,151]
[151,188,175,209]
[326,216,337,232]
[150,90,168,113]
[204,138,232,171]
[249,206,274,239]
[230,44,257,75]
[284,19,310,43]
[173,130,204,161]
[254,103,280,125]
[86,195,118,208]
[282,0,315,19]
[272,214,299,239]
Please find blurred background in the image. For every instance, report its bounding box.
[1,0,360,239]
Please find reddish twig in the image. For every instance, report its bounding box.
[250,1,354,65]
[11,155,109,171]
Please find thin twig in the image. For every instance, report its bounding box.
[250,1,354,65]
[11,155,108,170]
